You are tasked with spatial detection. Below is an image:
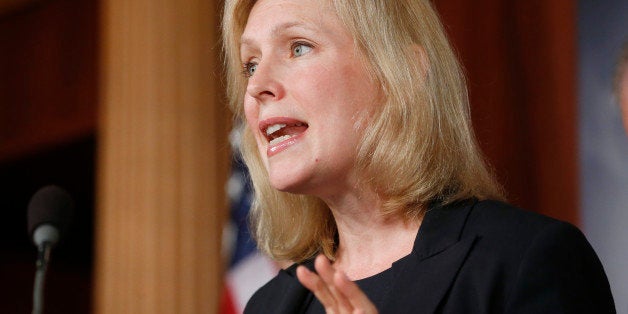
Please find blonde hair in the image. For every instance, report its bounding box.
[222,0,504,262]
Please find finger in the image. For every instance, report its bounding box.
[334,271,378,313]
[296,265,338,310]
[314,255,354,312]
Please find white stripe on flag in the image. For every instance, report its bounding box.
[226,252,279,312]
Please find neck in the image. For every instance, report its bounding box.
[321,188,423,280]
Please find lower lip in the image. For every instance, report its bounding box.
[266,130,306,157]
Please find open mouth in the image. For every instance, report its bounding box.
[262,121,308,146]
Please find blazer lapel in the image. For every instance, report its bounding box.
[252,259,315,314]
[383,200,478,314]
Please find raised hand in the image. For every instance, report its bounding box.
[296,255,379,314]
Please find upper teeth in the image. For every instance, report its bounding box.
[266,124,286,136]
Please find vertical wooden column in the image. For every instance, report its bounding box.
[95,0,228,313]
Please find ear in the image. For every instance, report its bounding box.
[411,44,430,80]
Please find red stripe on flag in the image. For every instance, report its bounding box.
[219,285,238,314]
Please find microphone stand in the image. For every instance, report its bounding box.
[32,242,52,314]
[27,186,73,314]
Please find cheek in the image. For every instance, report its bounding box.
[243,99,267,151]
[299,67,348,108]
[321,65,379,120]
[243,99,259,129]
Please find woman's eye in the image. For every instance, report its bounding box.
[242,62,257,78]
[292,43,312,57]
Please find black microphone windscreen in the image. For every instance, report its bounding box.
[27,185,74,240]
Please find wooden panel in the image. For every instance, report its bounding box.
[0,1,98,313]
[94,0,228,313]
[0,0,98,162]
[434,0,578,224]
[0,0,37,17]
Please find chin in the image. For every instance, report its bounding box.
[264,157,315,193]
[269,178,305,194]
[268,172,314,195]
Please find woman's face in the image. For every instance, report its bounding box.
[240,0,380,198]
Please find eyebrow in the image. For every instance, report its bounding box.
[240,21,312,47]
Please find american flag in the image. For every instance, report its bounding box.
[220,132,278,314]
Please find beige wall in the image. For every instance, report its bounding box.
[95,0,229,313]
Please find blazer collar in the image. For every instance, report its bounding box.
[384,199,479,313]
[413,198,477,260]
[253,259,314,314]
[252,199,479,314]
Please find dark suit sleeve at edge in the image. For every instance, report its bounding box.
[504,220,616,313]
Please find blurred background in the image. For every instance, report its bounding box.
[0,0,626,313]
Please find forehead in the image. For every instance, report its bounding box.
[241,0,339,44]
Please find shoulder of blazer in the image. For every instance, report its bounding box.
[244,258,315,314]
[386,199,615,313]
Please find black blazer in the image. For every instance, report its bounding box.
[244,199,615,313]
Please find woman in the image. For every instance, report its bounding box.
[222,0,616,313]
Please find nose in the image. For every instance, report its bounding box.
[245,61,285,102]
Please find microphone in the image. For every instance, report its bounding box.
[28,185,74,247]
[27,185,74,314]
